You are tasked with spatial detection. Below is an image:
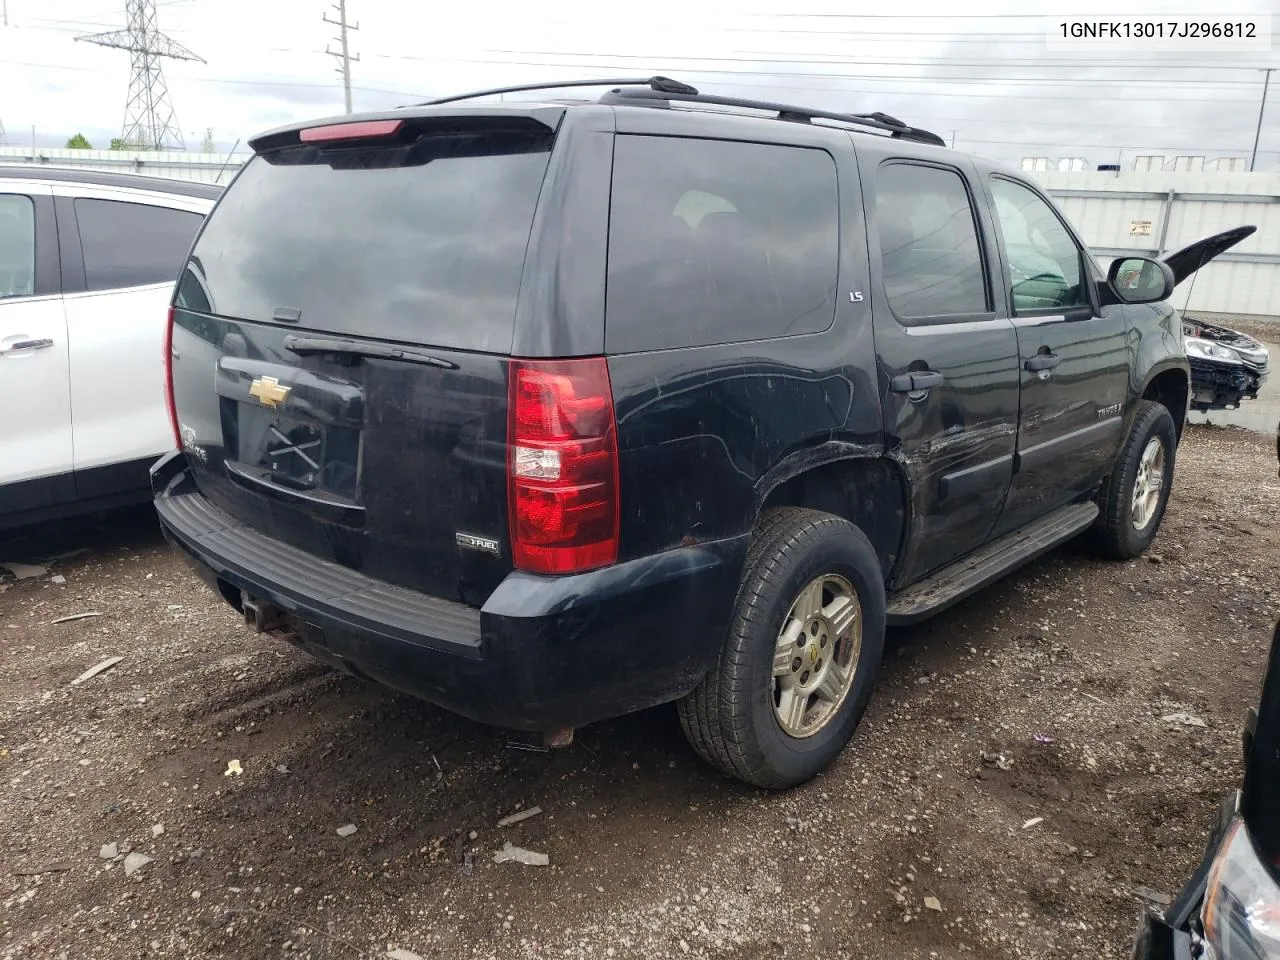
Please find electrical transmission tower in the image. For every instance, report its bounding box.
[77,0,204,151]
[323,0,359,114]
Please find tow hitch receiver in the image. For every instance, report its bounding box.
[241,594,287,633]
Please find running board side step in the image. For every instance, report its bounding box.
[886,502,1099,625]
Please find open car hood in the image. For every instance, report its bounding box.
[1162,225,1257,286]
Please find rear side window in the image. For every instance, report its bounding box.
[0,194,36,299]
[180,126,553,352]
[75,198,203,292]
[605,136,839,353]
[876,163,989,320]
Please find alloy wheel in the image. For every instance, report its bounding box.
[771,573,862,738]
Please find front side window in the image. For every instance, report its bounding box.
[0,194,36,299]
[990,178,1091,313]
[606,135,839,352]
[74,198,203,292]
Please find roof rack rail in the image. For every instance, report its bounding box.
[601,87,947,147]
[416,75,946,147]
[421,76,698,107]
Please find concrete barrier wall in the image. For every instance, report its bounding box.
[0,147,249,185]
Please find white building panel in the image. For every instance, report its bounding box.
[1034,170,1280,319]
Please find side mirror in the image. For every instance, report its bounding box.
[1105,257,1176,305]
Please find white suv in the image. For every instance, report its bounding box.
[0,167,218,527]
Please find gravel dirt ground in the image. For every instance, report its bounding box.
[1,424,1277,960]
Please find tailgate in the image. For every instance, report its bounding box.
[168,117,556,604]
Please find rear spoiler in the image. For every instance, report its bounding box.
[248,106,566,154]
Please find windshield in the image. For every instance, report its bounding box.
[177,125,553,353]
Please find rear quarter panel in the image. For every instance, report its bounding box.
[600,112,883,560]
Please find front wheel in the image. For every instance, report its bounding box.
[678,508,886,789]
[1089,399,1177,559]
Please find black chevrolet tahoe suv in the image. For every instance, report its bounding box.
[153,77,1248,789]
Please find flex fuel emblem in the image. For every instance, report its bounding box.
[249,375,290,408]
[456,532,500,555]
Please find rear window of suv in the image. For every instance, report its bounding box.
[605,135,839,353]
[178,125,553,353]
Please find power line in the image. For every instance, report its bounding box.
[3,47,1273,157]
[322,0,359,114]
[0,57,1255,132]
[1,59,422,99]
[399,58,1276,89]
[701,70,1263,89]
[6,47,1266,112]
[954,133,1271,151]
[726,53,1280,75]
[746,11,1168,18]
[722,28,1168,41]
[390,55,1264,103]
[481,47,1280,81]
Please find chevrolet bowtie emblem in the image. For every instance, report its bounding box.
[248,376,290,408]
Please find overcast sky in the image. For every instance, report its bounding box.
[1,0,1277,170]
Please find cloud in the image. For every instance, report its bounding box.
[0,0,1274,167]
[910,28,1276,169]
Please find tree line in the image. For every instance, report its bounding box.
[63,129,218,151]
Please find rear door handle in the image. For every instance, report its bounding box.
[890,370,946,393]
[0,338,54,354]
[1025,353,1062,372]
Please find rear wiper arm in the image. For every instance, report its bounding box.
[283,335,457,370]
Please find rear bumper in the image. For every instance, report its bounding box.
[151,451,747,731]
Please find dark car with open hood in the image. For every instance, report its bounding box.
[1183,315,1270,413]
[153,76,1249,789]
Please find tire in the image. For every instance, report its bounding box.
[1089,399,1177,560]
[678,507,886,789]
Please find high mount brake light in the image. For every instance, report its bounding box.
[299,119,404,143]
[508,358,620,574]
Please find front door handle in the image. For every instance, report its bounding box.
[890,370,946,393]
[0,337,54,354]
[1025,353,1062,373]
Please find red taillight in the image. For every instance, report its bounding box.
[299,119,403,143]
[163,307,180,449]
[508,358,619,574]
